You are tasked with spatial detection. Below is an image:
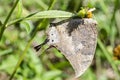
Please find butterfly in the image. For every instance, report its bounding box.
[34,8,97,78]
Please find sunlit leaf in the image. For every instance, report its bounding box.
[16,0,22,18]
[42,70,62,80]
[20,21,31,33]
[26,10,74,19]
[0,48,12,56]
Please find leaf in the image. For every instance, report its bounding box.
[0,55,18,73]
[26,10,74,19]
[16,0,22,18]
[20,21,31,33]
[42,70,62,80]
[0,48,12,56]
[7,10,73,26]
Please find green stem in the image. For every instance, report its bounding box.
[7,0,56,27]
[48,0,56,10]
[0,0,20,40]
[97,38,120,79]
[9,0,57,80]
[7,11,39,27]
[9,39,33,80]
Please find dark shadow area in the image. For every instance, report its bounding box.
[66,19,84,36]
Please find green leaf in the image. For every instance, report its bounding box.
[16,0,22,18]
[20,21,31,33]
[0,48,13,56]
[7,10,73,26]
[77,8,86,18]
[42,70,62,80]
[0,55,18,73]
[27,10,74,19]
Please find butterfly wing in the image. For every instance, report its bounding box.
[66,19,97,77]
[47,19,97,77]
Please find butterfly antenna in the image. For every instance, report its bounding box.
[34,39,49,51]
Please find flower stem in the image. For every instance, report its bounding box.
[0,0,20,40]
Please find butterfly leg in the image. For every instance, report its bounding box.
[44,45,61,53]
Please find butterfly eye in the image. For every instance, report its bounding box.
[52,40,54,42]
[50,34,55,42]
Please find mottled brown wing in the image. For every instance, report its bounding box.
[54,19,97,77]
[67,19,97,77]
[46,18,97,77]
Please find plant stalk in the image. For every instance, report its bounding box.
[0,0,20,40]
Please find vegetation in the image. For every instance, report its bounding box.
[0,0,120,80]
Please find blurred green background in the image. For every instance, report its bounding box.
[0,0,120,80]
